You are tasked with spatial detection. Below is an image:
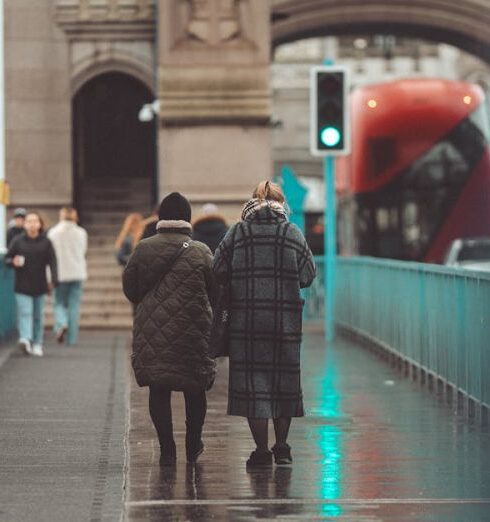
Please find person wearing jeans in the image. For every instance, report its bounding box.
[15,293,45,349]
[53,281,83,345]
[5,212,58,357]
[48,207,87,346]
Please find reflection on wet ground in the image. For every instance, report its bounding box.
[125,329,490,521]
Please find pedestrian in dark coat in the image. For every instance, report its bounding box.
[6,207,27,246]
[122,192,217,466]
[192,203,228,253]
[213,180,316,467]
[5,212,58,357]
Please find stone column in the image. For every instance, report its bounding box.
[5,0,72,221]
[158,0,272,219]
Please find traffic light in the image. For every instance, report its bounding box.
[310,66,350,156]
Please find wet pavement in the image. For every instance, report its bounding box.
[1,328,489,521]
[125,327,490,521]
[0,331,128,522]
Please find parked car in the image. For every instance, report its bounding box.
[444,237,490,272]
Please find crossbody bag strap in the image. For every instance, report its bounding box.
[153,239,192,294]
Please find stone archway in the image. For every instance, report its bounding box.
[71,59,154,99]
[72,71,157,219]
[271,0,490,64]
[70,71,158,328]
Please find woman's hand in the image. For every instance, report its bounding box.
[12,255,25,267]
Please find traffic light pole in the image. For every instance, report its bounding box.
[324,155,336,343]
[309,62,349,342]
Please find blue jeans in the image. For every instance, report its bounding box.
[54,281,83,346]
[15,293,46,345]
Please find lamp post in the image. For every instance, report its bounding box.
[138,100,160,122]
[138,99,160,204]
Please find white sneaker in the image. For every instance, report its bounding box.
[17,338,33,356]
[31,344,44,357]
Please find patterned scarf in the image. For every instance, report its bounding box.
[241,198,288,222]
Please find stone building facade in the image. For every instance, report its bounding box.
[4,0,490,327]
[5,0,272,224]
[5,0,490,223]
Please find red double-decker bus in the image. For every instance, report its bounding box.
[337,78,490,263]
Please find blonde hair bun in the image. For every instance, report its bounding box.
[252,180,285,204]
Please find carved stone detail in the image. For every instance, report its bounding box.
[56,0,156,40]
[158,0,271,122]
[70,40,155,94]
[158,65,271,123]
[186,0,242,45]
[167,0,257,52]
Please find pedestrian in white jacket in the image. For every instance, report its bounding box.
[47,207,88,346]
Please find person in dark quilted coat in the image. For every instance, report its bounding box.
[122,192,217,466]
[213,181,316,468]
[192,203,228,253]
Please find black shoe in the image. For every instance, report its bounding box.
[246,450,273,468]
[272,444,292,465]
[186,420,204,463]
[186,440,204,463]
[56,326,67,344]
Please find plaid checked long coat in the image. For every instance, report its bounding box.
[213,205,316,418]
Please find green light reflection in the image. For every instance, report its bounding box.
[315,359,343,517]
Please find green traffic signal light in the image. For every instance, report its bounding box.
[310,66,350,155]
[320,126,341,147]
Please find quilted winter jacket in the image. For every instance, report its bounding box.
[122,221,217,391]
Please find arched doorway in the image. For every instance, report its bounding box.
[70,72,157,328]
[72,71,157,221]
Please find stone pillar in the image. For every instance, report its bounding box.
[5,0,72,219]
[158,0,272,219]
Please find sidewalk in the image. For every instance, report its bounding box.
[1,329,490,521]
[0,331,128,522]
[125,329,490,521]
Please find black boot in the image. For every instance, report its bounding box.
[186,421,204,463]
[271,443,292,465]
[159,439,177,467]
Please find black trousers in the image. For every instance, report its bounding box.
[149,385,207,453]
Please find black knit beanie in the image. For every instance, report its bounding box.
[158,192,192,222]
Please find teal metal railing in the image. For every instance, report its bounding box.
[304,256,490,409]
[0,255,16,342]
[303,256,325,322]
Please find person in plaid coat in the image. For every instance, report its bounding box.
[213,181,316,467]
